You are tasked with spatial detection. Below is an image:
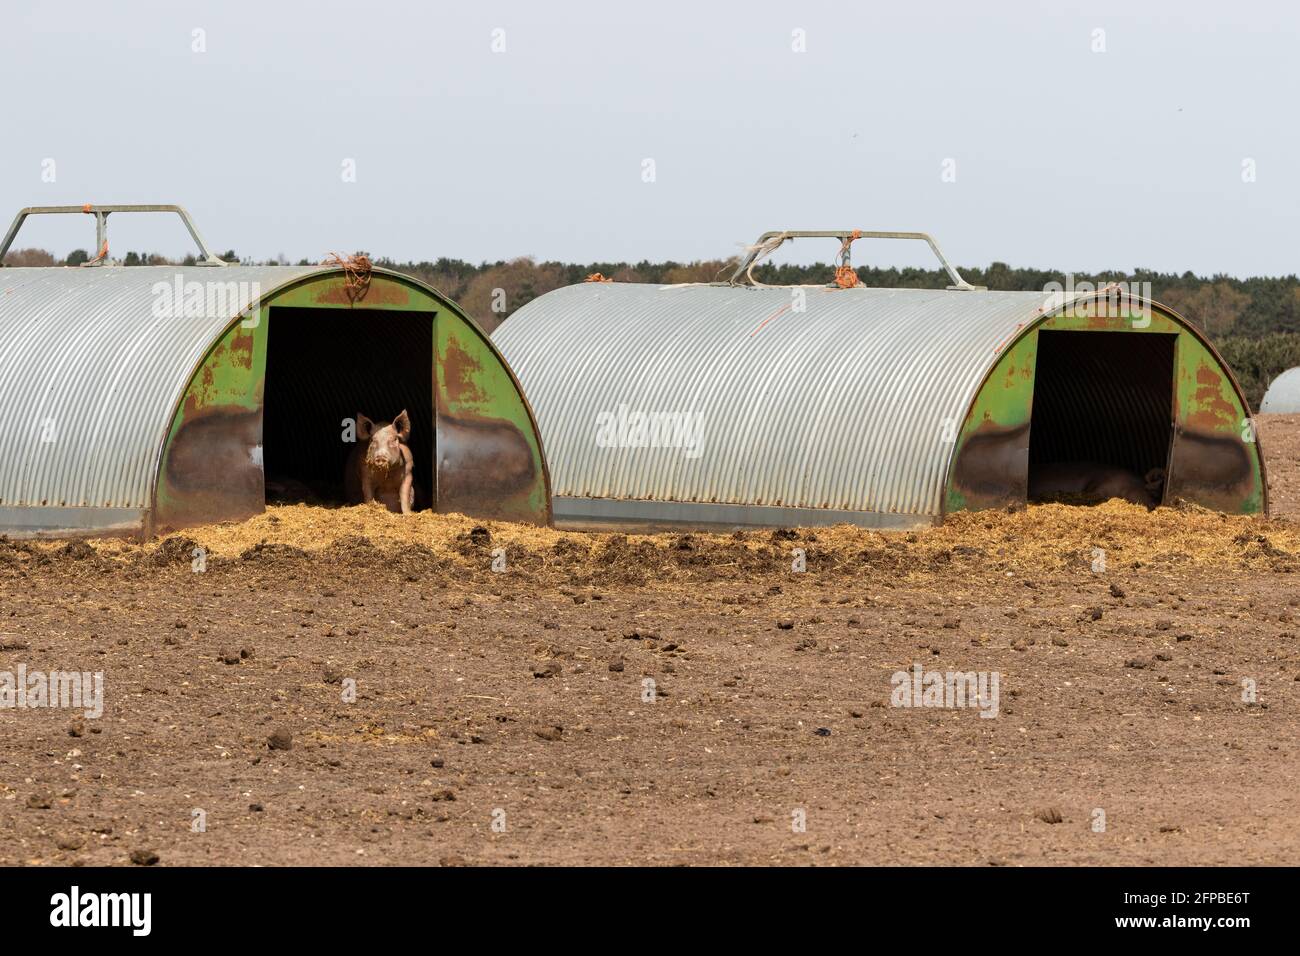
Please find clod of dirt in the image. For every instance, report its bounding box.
[218,649,240,665]
[1082,607,1104,622]
[1051,635,1069,647]
[1035,807,1064,825]
[26,794,51,810]
[267,729,294,751]
[240,541,310,563]
[814,727,832,737]
[534,725,564,741]
[533,662,562,678]
[608,657,625,672]
[54,833,84,851]
[59,540,97,561]
[430,788,457,801]
[129,848,160,866]
[1176,633,1194,642]
[0,535,34,561]
[249,803,264,812]
[1109,583,1127,599]
[1125,657,1151,670]
[1154,618,1174,631]
[776,620,795,630]
[68,721,84,737]
[149,535,198,566]
[430,757,444,768]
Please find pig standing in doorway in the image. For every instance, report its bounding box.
[345,411,415,514]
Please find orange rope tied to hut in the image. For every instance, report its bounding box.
[322,252,373,303]
[584,272,613,283]
[832,229,862,289]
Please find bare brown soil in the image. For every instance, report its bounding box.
[2,419,1299,866]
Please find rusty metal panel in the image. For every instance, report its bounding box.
[0,265,317,523]
[494,282,1052,521]
[1167,332,1265,514]
[436,311,552,524]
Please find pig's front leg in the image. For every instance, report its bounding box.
[361,470,376,505]
[398,446,414,514]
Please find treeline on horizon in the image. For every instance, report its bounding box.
[6,246,1300,406]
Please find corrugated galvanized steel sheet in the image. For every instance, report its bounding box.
[0,265,319,520]
[1261,367,1300,413]
[493,282,1057,523]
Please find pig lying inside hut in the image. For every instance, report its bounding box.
[345,411,415,514]
[1028,462,1165,509]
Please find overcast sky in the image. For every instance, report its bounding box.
[2,0,1295,275]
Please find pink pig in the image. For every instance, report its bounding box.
[345,411,415,514]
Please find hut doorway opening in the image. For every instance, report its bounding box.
[262,307,435,509]
[1027,330,1176,507]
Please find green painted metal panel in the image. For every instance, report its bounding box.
[435,311,551,524]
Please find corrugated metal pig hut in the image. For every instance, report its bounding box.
[0,205,550,537]
[1260,367,1300,413]
[494,229,1265,530]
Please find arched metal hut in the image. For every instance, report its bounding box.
[493,229,1265,530]
[0,205,550,537]
[1260,367,1300,413]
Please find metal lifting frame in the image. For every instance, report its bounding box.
[0,204,227,267]
[728,229,982,290]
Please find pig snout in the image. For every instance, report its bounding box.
[366,437,395,468]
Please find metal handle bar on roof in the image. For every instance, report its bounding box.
[728,230,980,290]
[0,204,227,267]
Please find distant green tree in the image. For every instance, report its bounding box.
[0,248,57,267]
[1218,334,1300,408]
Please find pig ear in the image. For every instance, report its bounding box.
[356,414,375,440]
[393,409,411,442]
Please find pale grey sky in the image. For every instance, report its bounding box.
[2,0,1295,275]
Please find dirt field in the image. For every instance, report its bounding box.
[2,419,1299,867]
